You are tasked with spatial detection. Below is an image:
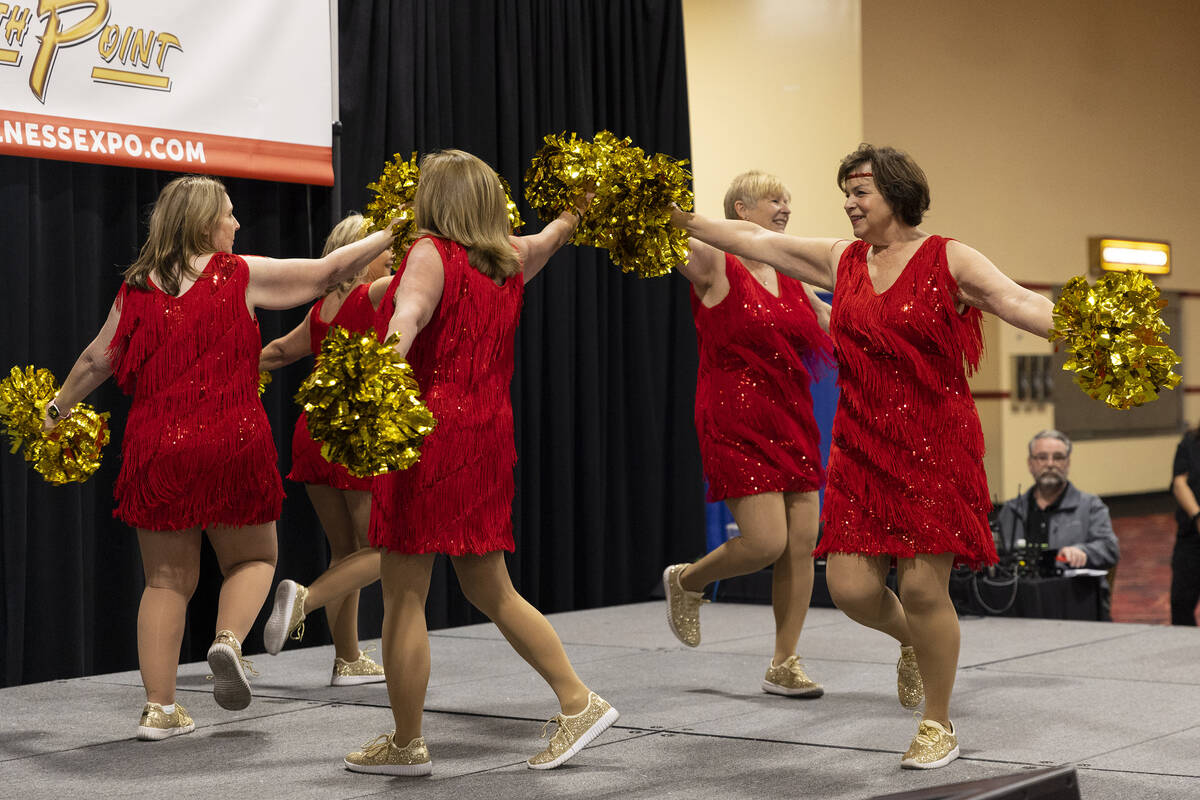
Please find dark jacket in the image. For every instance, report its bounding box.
[994,482,1119,569]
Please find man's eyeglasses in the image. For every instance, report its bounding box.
[1031,453,1069,463]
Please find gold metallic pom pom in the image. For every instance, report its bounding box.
[295,326,436,477]
[524,130,694,278]
[364,151,421,271]
[498,175,524,232]
[258,370,272,396]
[0,365,110,484]
[1049,271,1181,409]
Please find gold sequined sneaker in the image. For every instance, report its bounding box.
[527,692,619,770]
[344,732,432,776]
[663,563,706,647]
[206,630,256,711]
[897,644,924,709]
[264,579,308,655]
[762,655,824,698]
[136,702,195,741]
[331,648,386,687]
[900,719,959,769]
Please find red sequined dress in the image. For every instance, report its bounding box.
[692,253,833,501]
[287,284,376,491]
[369,236,524,555]
[815,236,996,568]
[106,253,284,531]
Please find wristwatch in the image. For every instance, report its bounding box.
[46,399,70,420]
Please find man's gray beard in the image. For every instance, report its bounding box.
[1036,472,1066,491]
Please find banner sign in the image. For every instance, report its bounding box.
[0,0,334,185]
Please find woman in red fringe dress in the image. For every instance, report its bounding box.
[42,176,396,741]
[258,213,392,686]
[671,144,1054,769]
[662,170,836,699]
[341,150,617,776]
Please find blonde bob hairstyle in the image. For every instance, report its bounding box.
[723,170,790,221]
[322,212,371,293]
[414,149,520,281]
[124,174,228,296]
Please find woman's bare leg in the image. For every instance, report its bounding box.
[896,553,958,727]
[380,551,435,742]
[136,527,202,704]
[771,491,819,663]
[679,492,787,592]
[451,551,590,714]
[208,522,278,641]
[824,552,912,645]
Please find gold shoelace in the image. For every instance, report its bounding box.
[358,733,394,758]
[910,712,943,746]
[539,715,567,742]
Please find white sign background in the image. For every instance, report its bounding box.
[0,0,334,184]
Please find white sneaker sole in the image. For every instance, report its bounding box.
[662,566,698,647]
[761,680,824,698]
[136,722,195,741]
[264,580,298,655]
[901,744,960,769]
[343,757,432,776]
[527,706,620,770]
[330,672,387,687]
[207,643,251,711]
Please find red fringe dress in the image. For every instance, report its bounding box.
[287,284,376,491]
[692,254,833,501]
[369,236,524,555]
[106,253,284,531]
[815,236,997,568]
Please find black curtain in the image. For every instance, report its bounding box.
[0,0,703,688]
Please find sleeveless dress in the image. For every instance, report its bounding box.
[287,284,376,491]
[692,253,833,501]
[369,236,524,555]
[815,236,997,569]
[106,253,284,531]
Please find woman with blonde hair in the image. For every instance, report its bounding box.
[42,175,396,740]
[342,149,617,776]
[671,144,1055,769]
[663,170,834,699]
[259,213,393,685]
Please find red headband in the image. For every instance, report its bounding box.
[847,171,873,179]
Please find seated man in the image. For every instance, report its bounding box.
[993,429,1120,617]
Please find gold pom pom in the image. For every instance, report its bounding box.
[364,151,421,270]
[258,370,272,396]
[0,365,110,484]
[524,131,694,278]
[498,175,524,232]
[1050,271,1182,409]
[295,326,436,477]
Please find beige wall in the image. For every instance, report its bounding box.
[683,0,1196,499]
[860,0,1200,497]
[682,0,862,233]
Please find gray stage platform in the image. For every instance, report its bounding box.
[1,602,1197,799]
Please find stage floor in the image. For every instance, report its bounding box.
[2,602,1197,799]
